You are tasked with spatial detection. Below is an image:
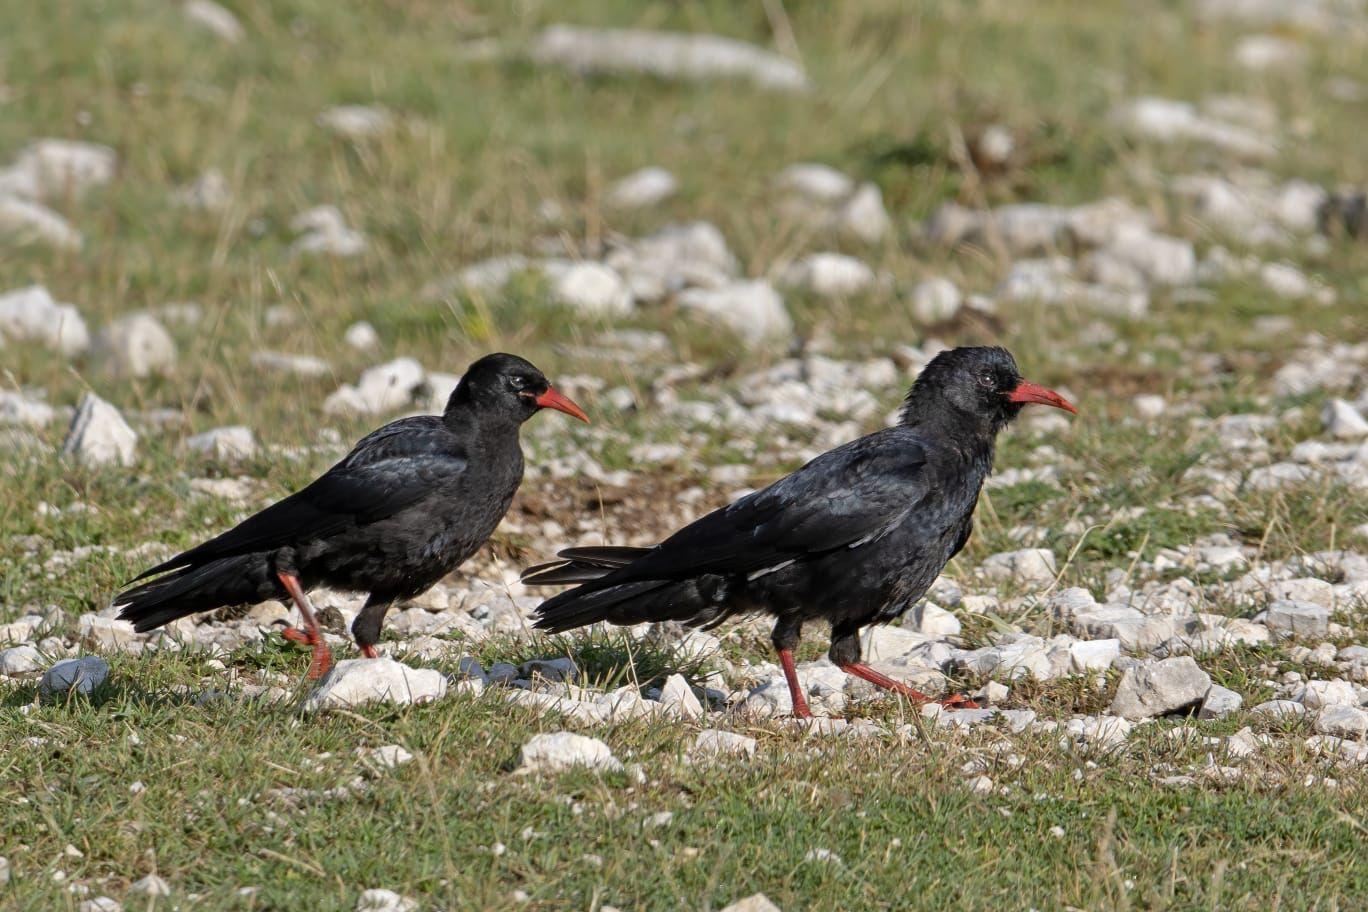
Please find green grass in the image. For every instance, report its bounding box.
[2,0,1368,908]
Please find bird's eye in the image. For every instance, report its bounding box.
[508,376,527,391]
[978,372,996,389]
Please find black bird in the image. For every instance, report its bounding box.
[523,346,1075,718]
[115,353,588,679]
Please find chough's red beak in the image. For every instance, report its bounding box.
[1006,379,1077,414]
[533,386,590,422]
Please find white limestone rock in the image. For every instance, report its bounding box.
[356,889,417,912]
[980,548,1057,587]
[517,731,623,774]
[61,393,138,467]
[184,0,244,42]
[0,286,89,354]
[1264,600,1331,637]
[532,26,809,92]
[607,167,677,209]
[1324,399,1368,440]
[324,358,426,416]
[0,645,43,676]
[910,278,962,323]
[542,261,634,318]
[692,729,758,760]
[780,252,875,298]
[186,426,257,461]
[605,221,739,301]
[0,198,83,249]
[303,658,447,710]
[677,280,793,346]
[1314,705,1368,739]
[91,313,178,378]
[1199,684,1243,720]
[1109,657,1212,720]
[0,391,55,427]
[318,105,394,140]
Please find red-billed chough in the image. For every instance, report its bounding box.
[522,346,1075,717]
[114,353,587,679]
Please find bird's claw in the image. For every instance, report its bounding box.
[937,693,981,710]
[279,626,312,645]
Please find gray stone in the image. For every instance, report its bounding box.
[303,658,447,710]
[0,285,90,354]
[61,393,138,467]
[1265,600,1331,637]
[532,26,809,92]
[91,313,177,378]
[1109,656,1212,720]
[517,731,622,774]
[39,656,110,700]
[1199,684,1243,720]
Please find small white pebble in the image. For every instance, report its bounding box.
[1049,826,1066,838]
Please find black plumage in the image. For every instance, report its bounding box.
[115,352,587,678]
[524,346,1075,717]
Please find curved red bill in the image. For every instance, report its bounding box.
[534,386,590,422]
[1006,380,1077,414]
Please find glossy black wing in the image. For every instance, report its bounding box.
[130,418,467,580]
[602,432,932,583]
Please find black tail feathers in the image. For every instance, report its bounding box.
[113,555,263,632]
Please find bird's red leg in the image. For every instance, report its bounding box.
[839,662,980,710]
[276,571,332,680]
[777,648,813,719]
[360,645,379,659]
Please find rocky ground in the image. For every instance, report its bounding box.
[2,1,1368,910]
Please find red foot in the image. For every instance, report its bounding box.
[360,645,379,659]
[938,693,982,710]
[280,626,311,645]
[841,663,980,710]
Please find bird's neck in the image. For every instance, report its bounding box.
[442,403,524,438]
